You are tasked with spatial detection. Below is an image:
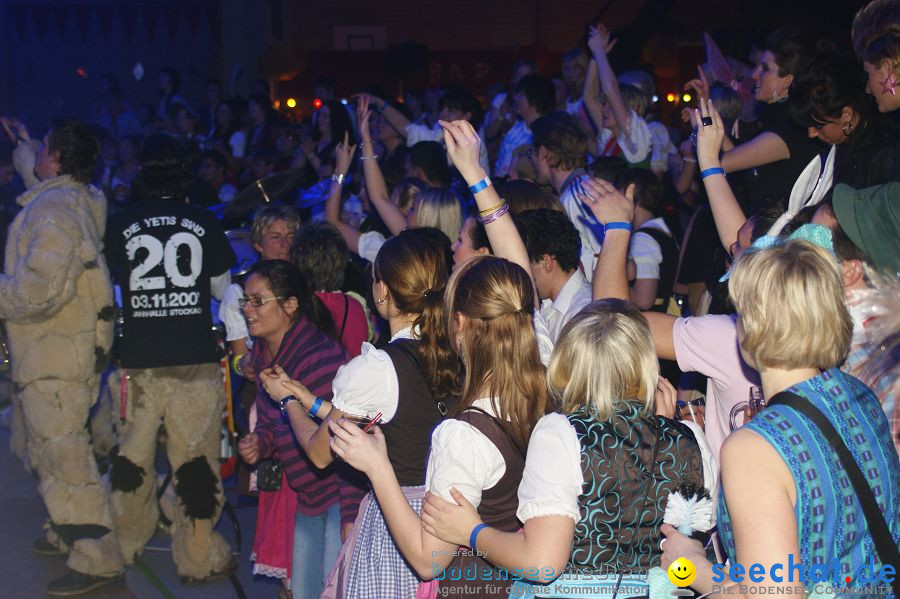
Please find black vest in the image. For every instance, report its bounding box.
[381,339,447,486]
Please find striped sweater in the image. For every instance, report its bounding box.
[251,316,366,525]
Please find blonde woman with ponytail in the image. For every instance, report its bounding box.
[259,227,458,598]
[330,255,548,598]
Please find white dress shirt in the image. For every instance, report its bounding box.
[541,270,593,342]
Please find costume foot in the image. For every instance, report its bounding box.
[33,537,67,557]
[179,558,238,585]
[46,568,124,596]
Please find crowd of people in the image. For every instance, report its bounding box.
[0,1,898,598]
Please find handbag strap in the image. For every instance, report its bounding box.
[769,390,899,596]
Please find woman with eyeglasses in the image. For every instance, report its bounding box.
[236,260,364,599]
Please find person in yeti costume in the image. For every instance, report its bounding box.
[104,134,237,583]
[0,120,125,596]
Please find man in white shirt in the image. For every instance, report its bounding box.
[530,112,598,280]
[494,75,556,177]
[517,208,592,342]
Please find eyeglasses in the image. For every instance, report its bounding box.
[238,296,284,308]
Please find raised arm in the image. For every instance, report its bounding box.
[581,177,634,302]
[696,99,748,250]
[440,119,537,302]
[363,94,411,140]
[357,96,409,235]
[323,133,364,253]
[587,25,631,135]
[720,132,790,174]
[582,59,605,133]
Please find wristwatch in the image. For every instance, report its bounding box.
[279,395,299,416]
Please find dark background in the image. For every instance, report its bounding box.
[0,0,868,130]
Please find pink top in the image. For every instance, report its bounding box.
[672,314,761,459]
[315,291,370,357]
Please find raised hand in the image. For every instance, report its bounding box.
[695,98,726,168]
[579,177,635,225]
[587,24,617,56]
[438,119,483,183]
[421,487,482,547]
[356,95,373,142]
[335,131,357,176]
[684,65,711,102]
[328,418,389,476]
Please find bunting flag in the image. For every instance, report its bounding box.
[185,5,203,39]
[120,4,137,41]
[143,6,161,42]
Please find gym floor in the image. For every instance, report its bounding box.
[0,425,284,599]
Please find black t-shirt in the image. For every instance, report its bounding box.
[740,101,825,213]
[105,199,236,368]
[678,205,726,287]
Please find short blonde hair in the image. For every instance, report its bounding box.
[414,188,463,244]
[729,240,852,370]
[251,205,301,246]
[548,299,657,419]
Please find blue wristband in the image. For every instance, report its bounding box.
[469,523,488,552]
[604,222,633,232]
[700,167,725,180]
[468,177,491,194]
[308,397,324,418]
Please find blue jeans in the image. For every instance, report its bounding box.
[290,502,342,599]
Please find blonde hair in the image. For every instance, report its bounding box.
[251,205,301,246]
[548,299,657,420]
[391,177,427,215]
[415,188,463,244]
[445,256,546,449]
[729,240,852,370]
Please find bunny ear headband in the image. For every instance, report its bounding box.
[766,145,836,237]
[703,32,757,123]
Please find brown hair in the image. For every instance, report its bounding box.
[445,256,547,449]
[852,0,900,66]
[499,179,562,214]
[374,229,458,405]
[530,111,588,172]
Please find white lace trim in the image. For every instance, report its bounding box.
[250,551,289,581]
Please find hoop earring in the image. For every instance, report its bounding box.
[376,296,386,305]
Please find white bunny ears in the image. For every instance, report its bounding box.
[767,145,836,237]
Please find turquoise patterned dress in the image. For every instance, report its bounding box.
[717,369,899,597]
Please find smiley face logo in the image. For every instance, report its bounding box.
[667,557,697,587]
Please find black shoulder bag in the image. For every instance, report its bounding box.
[769,391,899,598]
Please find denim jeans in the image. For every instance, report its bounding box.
[290,502,342,599]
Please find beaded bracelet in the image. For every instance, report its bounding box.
[477,202,509,225]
